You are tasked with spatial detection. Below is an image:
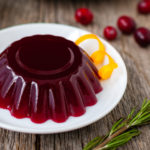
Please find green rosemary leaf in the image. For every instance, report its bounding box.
[109,119,124,135]
[127,108,135,120]
[141,99,150,111]
[141,99,147,108]
[83,137,104,150]
[129,99,150,126]
[133,114,150,126]
[104,129,140,150]
[109,119,128,136]
[113,120,127,134]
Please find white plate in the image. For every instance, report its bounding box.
[0,23,127,134]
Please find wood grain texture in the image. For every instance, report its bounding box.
[0,0,150,149]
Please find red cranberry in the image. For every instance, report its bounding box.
[103,26,117,40]
[134,27,150,47]
[117,16,136,34]
[138,0,150,14]
[75,8,93,25]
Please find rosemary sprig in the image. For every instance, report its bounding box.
[83,99,150,150]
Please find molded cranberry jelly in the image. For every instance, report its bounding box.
[0,35,102,123]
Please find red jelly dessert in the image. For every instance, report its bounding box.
[0,35,102,123]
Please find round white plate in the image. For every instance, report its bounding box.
[0,23,127,134]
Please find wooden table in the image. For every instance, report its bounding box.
[0,0,150,149]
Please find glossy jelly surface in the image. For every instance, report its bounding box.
[0,35,102,123]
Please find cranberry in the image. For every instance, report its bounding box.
[117,16,136,34]
[138,0,150,14]
[103,26,117,40]
[75,8,93,25]
[134,27,150,47]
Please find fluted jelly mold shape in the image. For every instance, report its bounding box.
[0,35,102,123]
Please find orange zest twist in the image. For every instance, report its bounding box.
[75,34,118,80]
